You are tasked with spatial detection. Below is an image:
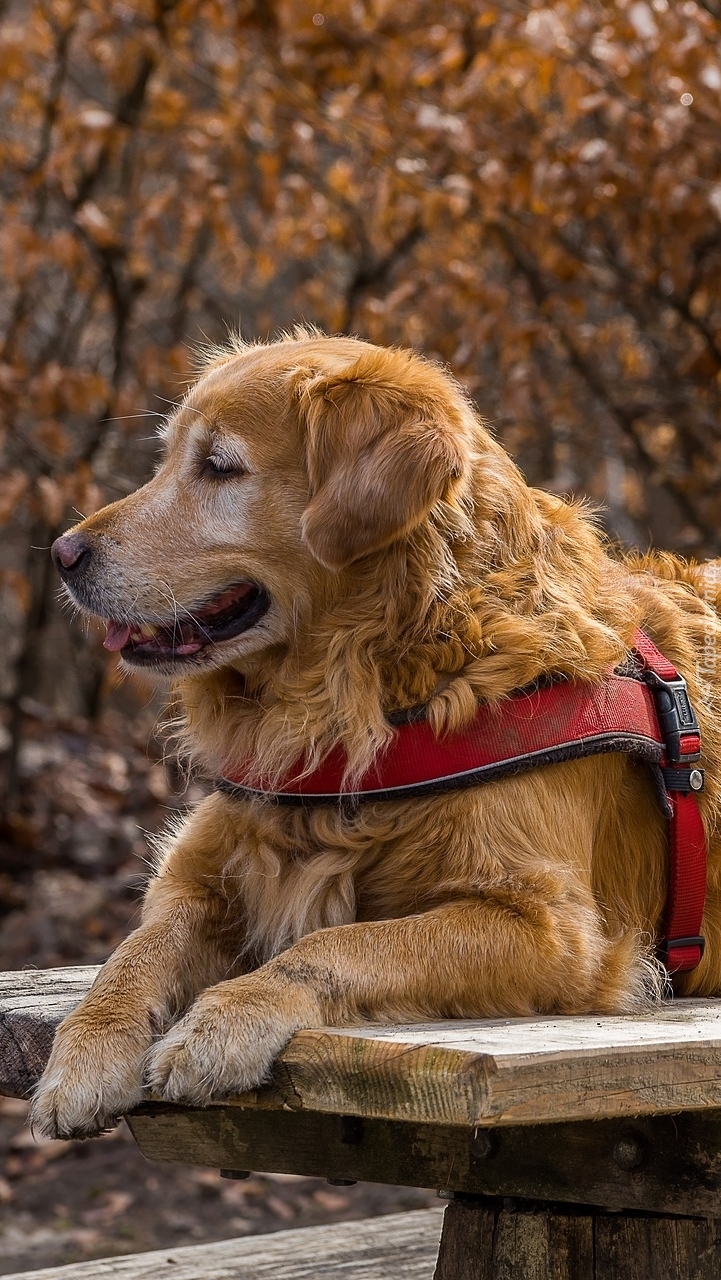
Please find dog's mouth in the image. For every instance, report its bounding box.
[102,581,270,665]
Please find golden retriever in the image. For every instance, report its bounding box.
[31,330,721,1139]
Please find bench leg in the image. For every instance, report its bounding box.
[434,1198,721,1279]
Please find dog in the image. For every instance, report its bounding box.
[31,329,721,1139]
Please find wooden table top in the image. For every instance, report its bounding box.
[3,966,721,1127]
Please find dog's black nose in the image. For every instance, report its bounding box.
[51,532,92,576]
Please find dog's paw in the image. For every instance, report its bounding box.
[145,978,319,1106]
[30,1020,148,1140]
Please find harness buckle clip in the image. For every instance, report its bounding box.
[660,934,706,970]
[644,671,701,765]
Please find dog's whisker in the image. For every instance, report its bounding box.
[153,394,183,409]
[101,411,165,424]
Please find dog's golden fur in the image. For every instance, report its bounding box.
[32,331,721,1138]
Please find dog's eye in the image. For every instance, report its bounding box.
[202,454,244,479]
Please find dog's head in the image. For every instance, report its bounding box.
[52,334,485,678]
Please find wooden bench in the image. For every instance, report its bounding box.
[4,967,721,1278]
[1,1208,446,1279]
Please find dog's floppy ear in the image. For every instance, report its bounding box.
[297,348,470,571]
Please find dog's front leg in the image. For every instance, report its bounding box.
[30,795,242,1138]
[147,890,619,1104]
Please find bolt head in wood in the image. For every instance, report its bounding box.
[471,1128,498,1160]
[613,1134,645,1171]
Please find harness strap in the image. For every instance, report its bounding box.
[630,631,706,975]
[218,676,665,803]
[217,628,707,975]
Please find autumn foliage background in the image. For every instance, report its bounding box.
[1,0,721,968]
[0,0,721,1265]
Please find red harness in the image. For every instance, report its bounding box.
[217,629,707,975]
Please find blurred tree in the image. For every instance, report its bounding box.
[1,0,721,803]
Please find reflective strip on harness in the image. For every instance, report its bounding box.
[216,628,708,975]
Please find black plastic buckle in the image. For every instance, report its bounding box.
[644,671,701,765]
[661,935,706,963]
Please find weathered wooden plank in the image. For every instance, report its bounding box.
[433,1200,721,1280]
[127,1103,721,1218]
[273,1007,721,1126]
[0,966,100,1097]
[593,1212,721,1280]
[0,1208,444,1280]
[5,967,721,1127]
[434,1201,598,1280]
[433,1202,497,1280]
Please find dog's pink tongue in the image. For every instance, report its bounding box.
[103,621,132,651]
